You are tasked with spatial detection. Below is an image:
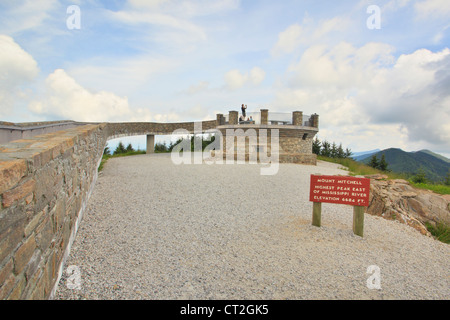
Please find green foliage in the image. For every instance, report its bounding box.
[362,148,450,183]
[113,141,127,155]
[445,169,450,186]
[412,167,428,184]
[345,148,352,159]
[318,155,382,177]
[99,141,145,172]
[314,137,351,160]
[337,143,345,159]
[169,138,183,152]
[330,142,337,158]
[425,222,450,244]
[155,142,169,153]
[320,140,331,158]
[98,157,107,172]
[368,154,379,169]
[312,137,321,155]
[168,134,216,153]
[378,154,389,172]
[410,182,450,195]
[367,154,389,172]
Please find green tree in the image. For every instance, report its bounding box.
[126,143,135,153]
[345,148,352,159]
[337,143,345,159]
[368,154,379,169]
[202,134,216,151]
[312,136,321,155]
[330,142,338,158]
[321,140,331,157]
[378,154,389,172]
[155,142,168,153]
[445,169,450,186]
[113,141,126,155]
[412,167,428,184]
[190,135,203,151]
[103,145,110,156]
[168,138,183,152]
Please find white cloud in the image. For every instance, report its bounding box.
[128,0,169,8]
[224,69,246,90]
[224,67,265,90]
[27,69,161,122]
[249,67,266,85]
[0,0,58,34]
[108,0,239,50]
[184,81,210,95]
[0,35,39,117]
[381,0,412,14]
[126,0,239,17]
[111,11,207,43]
[67,55,178,96]
[271,24,303,56]
[271,16,350,57]
[415,0,450,19]
[27,69,211,123]
[287,42,396,88]
[28,69,133,122]
[274,42,450,151]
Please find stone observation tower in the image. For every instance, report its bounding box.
[215,109,319,165]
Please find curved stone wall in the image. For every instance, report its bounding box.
[106,120,218,139]
[217,124,318,165]
[0,124,108,300]
[0,113,319,300]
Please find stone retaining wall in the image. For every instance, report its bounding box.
[0,120,220,300]
[0,124,108,299]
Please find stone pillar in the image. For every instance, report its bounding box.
[216,114,223,126]
[311,114,319,128]
[146,134,155,154]
[260,109,268,125]
[229,111,238,125]
[292,111,303,126]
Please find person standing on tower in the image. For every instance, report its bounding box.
[241,104,247,118]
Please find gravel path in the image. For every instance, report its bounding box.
[55,154,450,300]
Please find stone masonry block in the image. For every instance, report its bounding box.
[13,235,37,275]
[0,159,28,195]
[2,179,35,208]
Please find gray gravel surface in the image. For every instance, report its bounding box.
[55,154,450,300]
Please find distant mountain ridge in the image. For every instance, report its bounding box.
[418,149,450,163]
[356,148,450,183]
[352,149,381,160]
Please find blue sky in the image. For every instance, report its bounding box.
[1,0,449,156]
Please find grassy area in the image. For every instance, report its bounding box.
[318,155,450,195]
[318,155,450,244]
[409,182,450,195]
[425,222,450,244]
[98,150,146,172]
[318,156,393,177]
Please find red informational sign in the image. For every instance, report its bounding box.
[310,175,371,207]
